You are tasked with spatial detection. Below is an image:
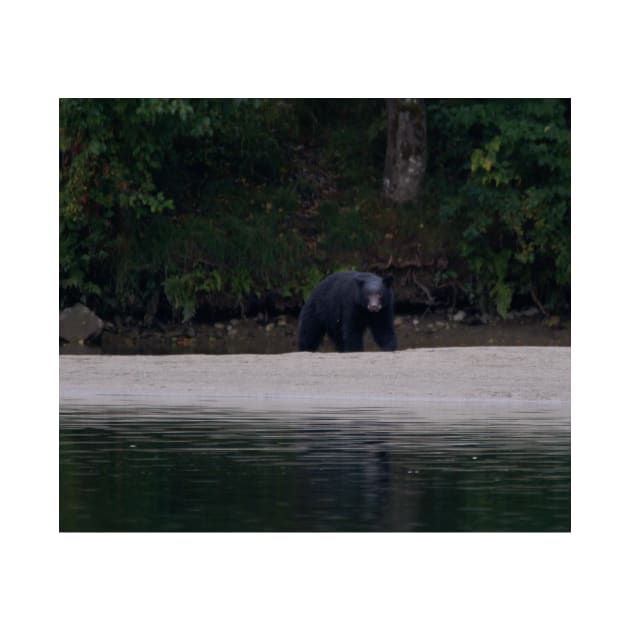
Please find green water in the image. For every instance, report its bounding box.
[59,407,570,532]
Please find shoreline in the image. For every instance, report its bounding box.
[60,312,570,356]
[60,346,570,412]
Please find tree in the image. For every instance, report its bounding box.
[383,98,427,204]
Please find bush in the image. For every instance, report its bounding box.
[60,98,571,322]
[427,99,570,315]
[59,99,303,319]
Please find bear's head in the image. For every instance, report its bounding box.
[357,274,393,312]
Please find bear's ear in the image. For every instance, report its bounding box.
[383,275,393,289]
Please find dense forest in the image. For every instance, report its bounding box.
[59,98,570,325]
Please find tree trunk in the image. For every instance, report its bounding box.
[383,98,427,205]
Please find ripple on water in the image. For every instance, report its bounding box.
[59,405,570,532]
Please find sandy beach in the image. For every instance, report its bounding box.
[60,346,570,410]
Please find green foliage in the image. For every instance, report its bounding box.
[59,98,304,319]
[301,266,325,301]
[59,98,570,321]
[319,200,374,255]
[164,268,223,321]
[428,98,570,315]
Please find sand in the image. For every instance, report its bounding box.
[59,347,570,411]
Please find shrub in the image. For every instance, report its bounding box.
[427,99,570,315]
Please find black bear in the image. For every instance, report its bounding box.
[297,271,397,352]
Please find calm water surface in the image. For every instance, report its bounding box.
[59,406,570,532]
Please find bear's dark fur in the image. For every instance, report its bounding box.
[297,271,397,352]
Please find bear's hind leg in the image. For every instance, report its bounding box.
[297,316,326,351]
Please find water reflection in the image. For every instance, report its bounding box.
[59,406,570,532]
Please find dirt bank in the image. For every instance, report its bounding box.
[60,312,570,355]
[60,346,570,410]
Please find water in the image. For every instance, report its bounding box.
[59,406,570,532]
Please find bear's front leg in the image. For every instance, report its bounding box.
[342,320,364,352]
[370,320,397,351]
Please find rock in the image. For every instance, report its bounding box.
[265,323,275,332]
[59,341,101,354]
[214,322,225,330]
[394,317,403,327]
[467,313,489,326]
[412,318,420,326]
[60,304,104,343]
[452,310,466,322]
[520,307,539,317]
[544,316,561,329]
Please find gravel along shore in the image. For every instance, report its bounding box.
[60,347,570,411]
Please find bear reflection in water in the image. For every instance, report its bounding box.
[297,271,397,352]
